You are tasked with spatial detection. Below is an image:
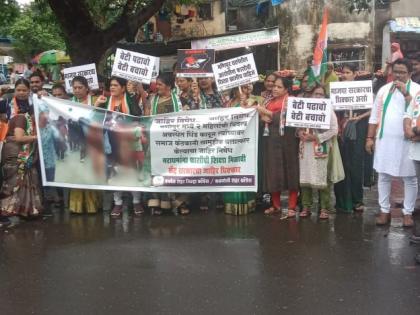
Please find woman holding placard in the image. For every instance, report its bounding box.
[95,76,144,218]
[334,64,371,213]
[145,73,190,215]
[256,76,299,217]
[68,76,102,215]
[298,85,342,219]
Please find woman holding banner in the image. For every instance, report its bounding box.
[146,73,190,215]
[298,85,342,219]
[67,76,102,215]
[95,76,144,217]
[255,76,299,217]
[189,77,226,211]
[0,79,43,222]
[334,64,371,213]
[223,85,261,215]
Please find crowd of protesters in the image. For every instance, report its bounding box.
[1,50,420,263]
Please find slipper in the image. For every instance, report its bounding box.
[319,209,329,220]
[299,208,311,218]
[264,207,280,215]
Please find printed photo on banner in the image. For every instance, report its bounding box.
[111,48,157,84]
[330,80,373,110]
[286,97,332,129]
[212,53,259,91]
[34,96,153,191]
[63,63,99,93]
[176,49,215,78]
[33,97,258,192]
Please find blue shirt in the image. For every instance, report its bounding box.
[40,124,59,169]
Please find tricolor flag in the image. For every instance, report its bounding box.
[308,8,328,86]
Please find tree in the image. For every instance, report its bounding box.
[9,3,66,60]
[0,0,20,35]
[40,0,198,65]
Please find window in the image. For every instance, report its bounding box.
[227,9,238,31]
[329,47,366,72]
[376,0,391,9]
[198,2,213,20]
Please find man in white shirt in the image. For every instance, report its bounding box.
[366,59,420,227]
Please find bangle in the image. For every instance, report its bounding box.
[366,136,375,140]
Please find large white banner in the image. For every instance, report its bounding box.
[34,97,258,192]
[112,48,157,84]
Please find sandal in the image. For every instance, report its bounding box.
[133,203,145,216]
[179,203,190,215]
[299,208,311,218]
[287,209,297,218]
[110,205,123,218]
[354,204,364,212]
[264,207,280,215]
[319,209,329,220]
[150,207,162,216]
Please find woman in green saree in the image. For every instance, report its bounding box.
[223,84,259,215]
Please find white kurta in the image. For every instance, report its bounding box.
[299,112,338,188]
[369,81,420,177]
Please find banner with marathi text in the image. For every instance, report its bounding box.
[34,97,258,192]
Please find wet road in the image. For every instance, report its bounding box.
[1,191,420,315]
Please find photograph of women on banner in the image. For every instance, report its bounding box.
[34,96,152,190]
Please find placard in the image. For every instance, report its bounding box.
[212,54,259,91]
[176,49,215,78]
[330,80,373,110]
[63,63,99,92]
[111,48,157,84]
[286,97,332,129]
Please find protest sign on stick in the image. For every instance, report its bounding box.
[212,53,259,91]
[112,48,157,84]
[176,49,215,78]
[330,80,373,110]
[63,63,99,92]
[286,97,332,129]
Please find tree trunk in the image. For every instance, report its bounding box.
[47,0,165,66]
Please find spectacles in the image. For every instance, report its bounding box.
[30,80,41,84]
[393,70,408,75]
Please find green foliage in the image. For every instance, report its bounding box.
[345,0,372,13]
[9,3,66,60]
[0,0,20,35]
